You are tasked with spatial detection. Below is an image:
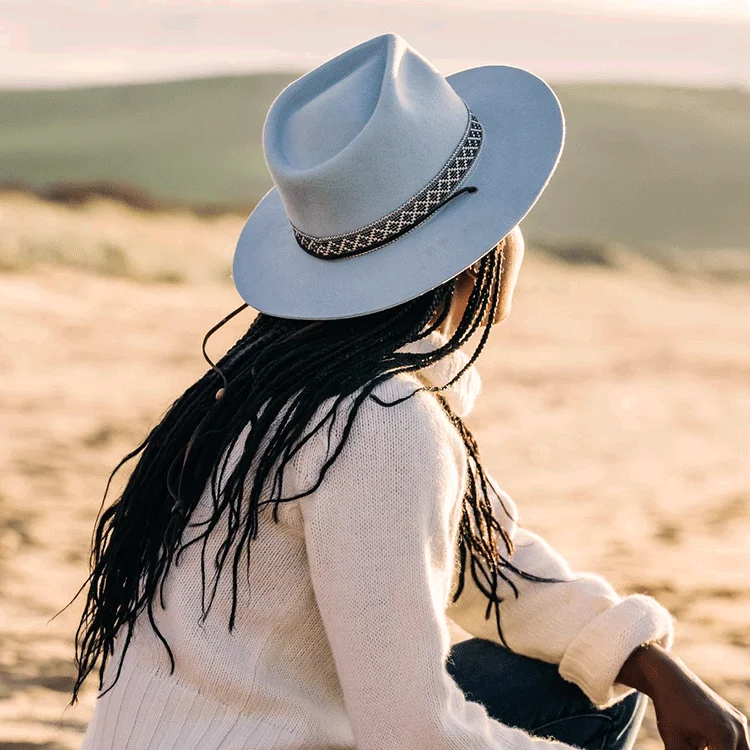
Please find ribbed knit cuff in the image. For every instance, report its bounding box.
[558,593,676,709]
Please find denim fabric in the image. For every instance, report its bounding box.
[447,638,648,750]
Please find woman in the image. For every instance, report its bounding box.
[73,33,749,750]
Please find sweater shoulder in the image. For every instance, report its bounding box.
[291,372,464,491]
[370,371,451,426]
[349,371,460,451]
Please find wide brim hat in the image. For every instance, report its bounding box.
[232,33,564,320]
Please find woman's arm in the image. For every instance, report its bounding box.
[617,642,750,750]
[446,479,675,710]
[296,379,577,750]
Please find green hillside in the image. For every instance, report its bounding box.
[1,75,749,250]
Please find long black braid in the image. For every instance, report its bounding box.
[69,239,568,704]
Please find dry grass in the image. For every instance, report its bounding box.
[0,191,244,283]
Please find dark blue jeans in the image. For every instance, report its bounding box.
[447,639,648,750]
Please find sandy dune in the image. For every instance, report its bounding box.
[0,243,748,747]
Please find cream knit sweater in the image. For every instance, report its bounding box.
[81,330,675,750]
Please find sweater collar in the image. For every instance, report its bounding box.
[395,330,482,418]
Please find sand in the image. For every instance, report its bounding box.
[0,245,748,747]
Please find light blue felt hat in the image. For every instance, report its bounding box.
[232,32,564,320]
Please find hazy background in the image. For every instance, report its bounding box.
[0,2,748,748]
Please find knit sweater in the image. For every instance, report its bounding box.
[81,329,675,750]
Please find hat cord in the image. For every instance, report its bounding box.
[170,301,250,517]
[430,184,478,214]
[364,183,479,250]
[301,184,480,262]
[354,183,480,251]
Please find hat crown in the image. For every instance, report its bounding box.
[262,33,470,238]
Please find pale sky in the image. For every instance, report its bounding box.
[539,0,749,16]
[1,0,749,88]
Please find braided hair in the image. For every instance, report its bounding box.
[70,237,566,704]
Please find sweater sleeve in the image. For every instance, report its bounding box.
[446,478,676,709]
[296,380,578,750]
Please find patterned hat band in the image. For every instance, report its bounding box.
[291,105,484,260]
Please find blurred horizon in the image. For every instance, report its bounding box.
[2,0,750,90]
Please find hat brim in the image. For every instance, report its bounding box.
[232,65,564,320]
